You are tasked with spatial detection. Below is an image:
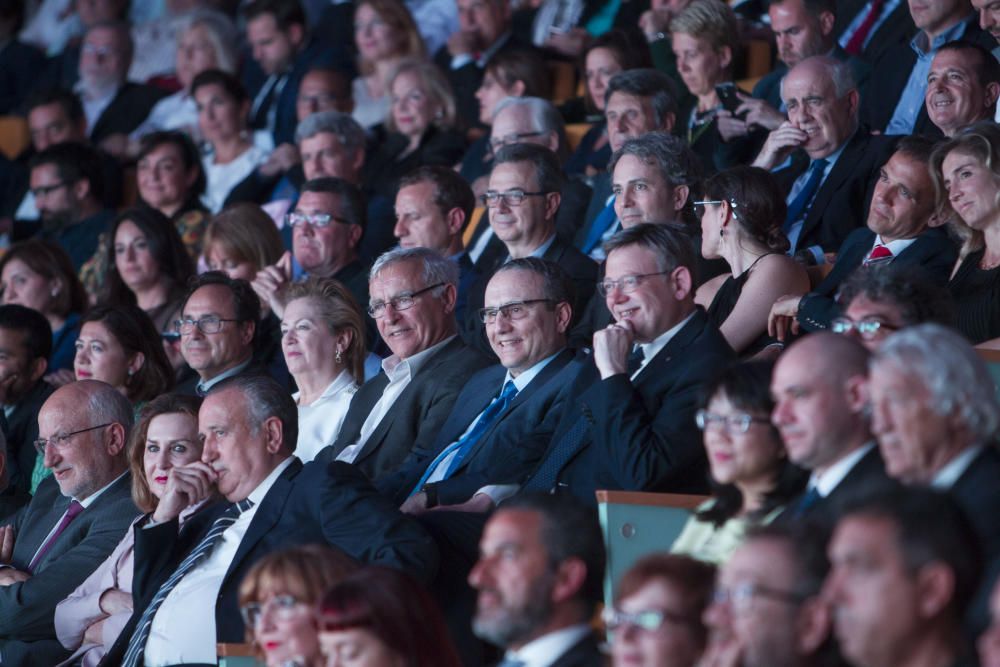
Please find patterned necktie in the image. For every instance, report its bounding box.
[122,498,255,667]
[409,381,520,496]
[28,500,84,572]
[784,159,829,234]
[844,0,885,56]
[864,244,893,264]
[627,346,646,376]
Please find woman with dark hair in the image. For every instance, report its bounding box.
[137,130,210,261]
[99,207,195,334]
[238,545,359,667]
[193,69,269,213]
[54,394,206,666]
[607,554,715,667]
[318,566,461,667]
[564,28,651,178]
[74,304,174,407]
[695,166,809,356]
[671,361,808,564]
[0,239,88,375]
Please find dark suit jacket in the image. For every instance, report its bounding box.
[949,446,1000,558]
[0,474,138,666]
[102,459,438,665]
[520,308,735,506]
[797,225,957,331]
[574,172,613,252]
[782,445,894,523]
[1,380,54,500]
[89,83,168,144]
[752,45,871,111]
[494,631,603,667]
[324,337,493,481]
[377,349,577,505]
[834,0,915,65]
[773,130,896,255]
[861,18,994,135]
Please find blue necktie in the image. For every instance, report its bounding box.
[784,159,829,234]
[582,199,618,255]
[791,485,822,518]
[122,498,255,667]
[410,381,519,496]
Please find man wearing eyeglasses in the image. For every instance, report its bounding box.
[176,273,264,397]
[320,247,492,482]
[0,381,138,665]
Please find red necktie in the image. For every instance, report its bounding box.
[865,244,893,264]
[845,0,885,56]
[28,500,84,572]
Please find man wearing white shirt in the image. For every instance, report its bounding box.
[470,493,605,667]
[869,323,1000,557]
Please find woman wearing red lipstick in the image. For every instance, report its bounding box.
[671,361,807,564]
[54,394,207,666]
[238,545,359,667]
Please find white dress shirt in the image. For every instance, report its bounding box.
[200,144,269,213]
[502,624,592,667]
[337,336,455,463]
[75,82,119,135]
[143,456,296,666]
[631,311,696,381]
[294,370,358,462]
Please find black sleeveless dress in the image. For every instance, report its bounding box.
[948,248,1000,344]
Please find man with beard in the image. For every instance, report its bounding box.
[469,493,605,666]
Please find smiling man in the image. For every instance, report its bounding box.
[925,40,1000,136]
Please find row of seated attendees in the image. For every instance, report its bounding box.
[5,0,1000,664]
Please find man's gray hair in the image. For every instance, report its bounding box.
[209,374,299,452]
[295,111,366,154]
[493,97,569,160]
[783,55,857,100]
[177,8,240,75]
[608,131,703,189]
[370,247,459,294]
[87,382,135,438]
[873,324,1000,443]
[604,69,679,129]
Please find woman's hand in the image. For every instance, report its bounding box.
[99,588,133,615]
[83,618,107,646]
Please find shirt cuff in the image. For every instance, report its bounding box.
[807,245,825,265]
[475,484,519,505]
[450,54,474,69]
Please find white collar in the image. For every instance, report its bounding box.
[810,442,874,497]
[505,624,591,667]
[931,446,983,490]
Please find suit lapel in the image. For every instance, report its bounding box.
[801,133,868,240]
[632,310,707,386]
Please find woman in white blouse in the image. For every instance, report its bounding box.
[281,278,367,462]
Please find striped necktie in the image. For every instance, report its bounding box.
[122,498,255,667]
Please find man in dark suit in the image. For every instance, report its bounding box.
[768,138,957,337]
[0,381,138,666]
[862,0,995,136]
[381,258,578,510]
[470,494,605,667]
[754,56,895,265]
[518,223,735,505]
[834,0,914,64]
[0,305,55,506]
[465,143,598,354]
[869,324,1000,557]
[321,247,492,481]
[771,333,893,522]
[975,0,1000,58]
[106,375,437,667]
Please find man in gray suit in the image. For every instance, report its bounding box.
[0,380,138,665]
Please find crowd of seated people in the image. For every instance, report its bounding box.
[6,0,1000,665]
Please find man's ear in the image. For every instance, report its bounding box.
[660,111,677,134]
[718,45,733,72]
[916,562,956,620]
[552,557,588,604]
[28,356,47,384]
[843,373,870,415]
[670,265,693,302]
[263,415,285,454]
[106,422,127,457]
[818,10,835,37]
[554,300,572,333]
[544,191,562,222]
[287,22,306,50]
[672,185,690,213]
[240,319,256,347]
[986,82,1000,110]
[71,177,90,203]
[439,283,458,315]
[348,223,364,249]
[796,596,833,655]
[446,207,466,236]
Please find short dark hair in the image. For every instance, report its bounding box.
[241,0,307,30]
[494,257,575,310]
[498,493,606,613]
[492,143,565,195]
[605,69,680,127]
[300,177,367,230]
[937,40,1000,92]
[746,521,833,599]
[210,374,299,453]
[704,166,790,253]
[191,68,248,104]
[604,222,698,283]
[25,87,84,125]
[893,134,937,167]
[484,47,552,98]
[138,131,206,198]
[183,272,262,341]
[838,264,955,328]
[768,0,836,18]
[29,141,104,203]
[0,304,52,361]
[398,166,476,225]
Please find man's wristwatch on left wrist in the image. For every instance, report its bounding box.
[422,484,439,509]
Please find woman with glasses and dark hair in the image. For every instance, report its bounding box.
[694,166,809,357]
[54,394,207,666]
[671,361,807,564]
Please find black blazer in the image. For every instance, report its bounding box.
[797,225,957,331]
[492,631,604,667]
[0,474,138,666]
[324,337,494,481]
[520,308,735,506]
[2,380,53,500]
[949,446,1000,558]
[104,459,438,665]
[378,349,578,505]
[781,445,894,524]
[773,130,896,255]
[89,83,168,144]
[834,0,915,65]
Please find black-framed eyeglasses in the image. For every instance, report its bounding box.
[603,607,695,633]
[368,282,444,318]
[695,409,771,434]
[480,189,549,208]
[489,131,546,152]
[285,212,353,228]
[30,182,69,198]
[693,199,740,220]
[239,595,305,627]
[173,316,241,335]
[830,316,896,340]
[479,299,555,324]
[598,271,670,296]
[34,423,113,456]
[712,582,807,613]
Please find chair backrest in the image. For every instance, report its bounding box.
[565,123,591,153]
[596,490,708,605]
[977,347,1000,394]
[218,643,264,667]
[462,206,487,248]
[0,116,29,160]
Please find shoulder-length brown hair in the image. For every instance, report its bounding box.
[355,0,425,77]
[0,239,87,318]
[128,393,202,512]
[82,304,175,403]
